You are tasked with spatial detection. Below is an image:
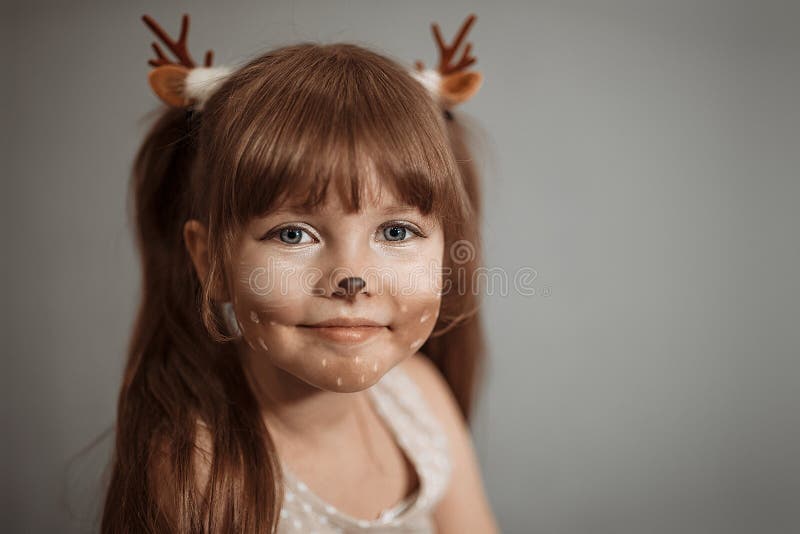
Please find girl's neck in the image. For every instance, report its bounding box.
[240,346,368,447]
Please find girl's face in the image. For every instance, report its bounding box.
[227,178,444,392]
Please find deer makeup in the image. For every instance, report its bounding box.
[226,173,444,393]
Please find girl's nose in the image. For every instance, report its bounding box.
[333,276,367,300]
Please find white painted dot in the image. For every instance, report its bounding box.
[280,509,288,519]
[336,376,342,386]
[302,503,312,513]
[420,310,431,323]
[269,320,277,326]
[292,518,302,529]
[354,355,360,364]
[249,311,260,323]
[285,491,295,502]
[257,337,269,351]
[296,481,308,492]
[372,362,378,372]
[324,504,337,514]
[318,516,328,524]
[321,358,327,368]
[357,519,370,527]
[360,374,365,383]
[410,337,424,349]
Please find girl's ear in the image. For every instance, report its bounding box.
[183,219,228,302]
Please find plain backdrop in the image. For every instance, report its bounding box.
[3,1,800,533]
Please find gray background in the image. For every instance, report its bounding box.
[3,1,799,533]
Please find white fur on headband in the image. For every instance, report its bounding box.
[410,68,442,100]
[184,66,235,110]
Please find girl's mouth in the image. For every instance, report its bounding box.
[297,324,388,344]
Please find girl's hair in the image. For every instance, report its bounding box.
[101,42,486,533]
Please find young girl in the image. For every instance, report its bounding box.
[101,12,498,533]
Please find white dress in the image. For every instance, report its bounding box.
[276,364,452,533]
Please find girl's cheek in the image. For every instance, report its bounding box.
[231,257,319,350]
[391,259,443,353]
[238,256,316,316]
[395,295,441,353]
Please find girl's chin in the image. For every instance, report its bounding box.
[298,356,391,391]
[324,374,382,392]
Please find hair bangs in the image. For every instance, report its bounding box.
[208,43,468,232]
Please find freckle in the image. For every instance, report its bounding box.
[336,376,342,386]
[249,311,260,324]
[321,358,327,367]
[257,337,268,351]
[372,362,378,372]
[420,310,431,323]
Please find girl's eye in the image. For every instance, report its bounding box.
[263,226,316,245]
[379,223,423,243]
[279,227,307,244]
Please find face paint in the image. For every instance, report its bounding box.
[225,176,444,393]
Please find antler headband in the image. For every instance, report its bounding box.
[142,13,482,113]
[410,13,483,107]
[141,14,233,111]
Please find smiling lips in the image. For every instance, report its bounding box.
[298,317,388,344]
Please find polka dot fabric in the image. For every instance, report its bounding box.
[276,364,452,533]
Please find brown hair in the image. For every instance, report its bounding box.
[101,42,486,533]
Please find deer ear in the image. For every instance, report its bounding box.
[440,71,483,106]
[148,64,192,108]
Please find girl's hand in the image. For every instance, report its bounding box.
[401,354,501,533]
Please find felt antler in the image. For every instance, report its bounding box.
[413,13,483,107]
[143,13,213,69]
[142,13,232,110]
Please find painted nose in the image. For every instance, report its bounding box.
[334,276,367,299]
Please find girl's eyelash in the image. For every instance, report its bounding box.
[260,224,318,243]
[378,221,427,240]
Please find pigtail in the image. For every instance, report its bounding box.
[101,106,282,533]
